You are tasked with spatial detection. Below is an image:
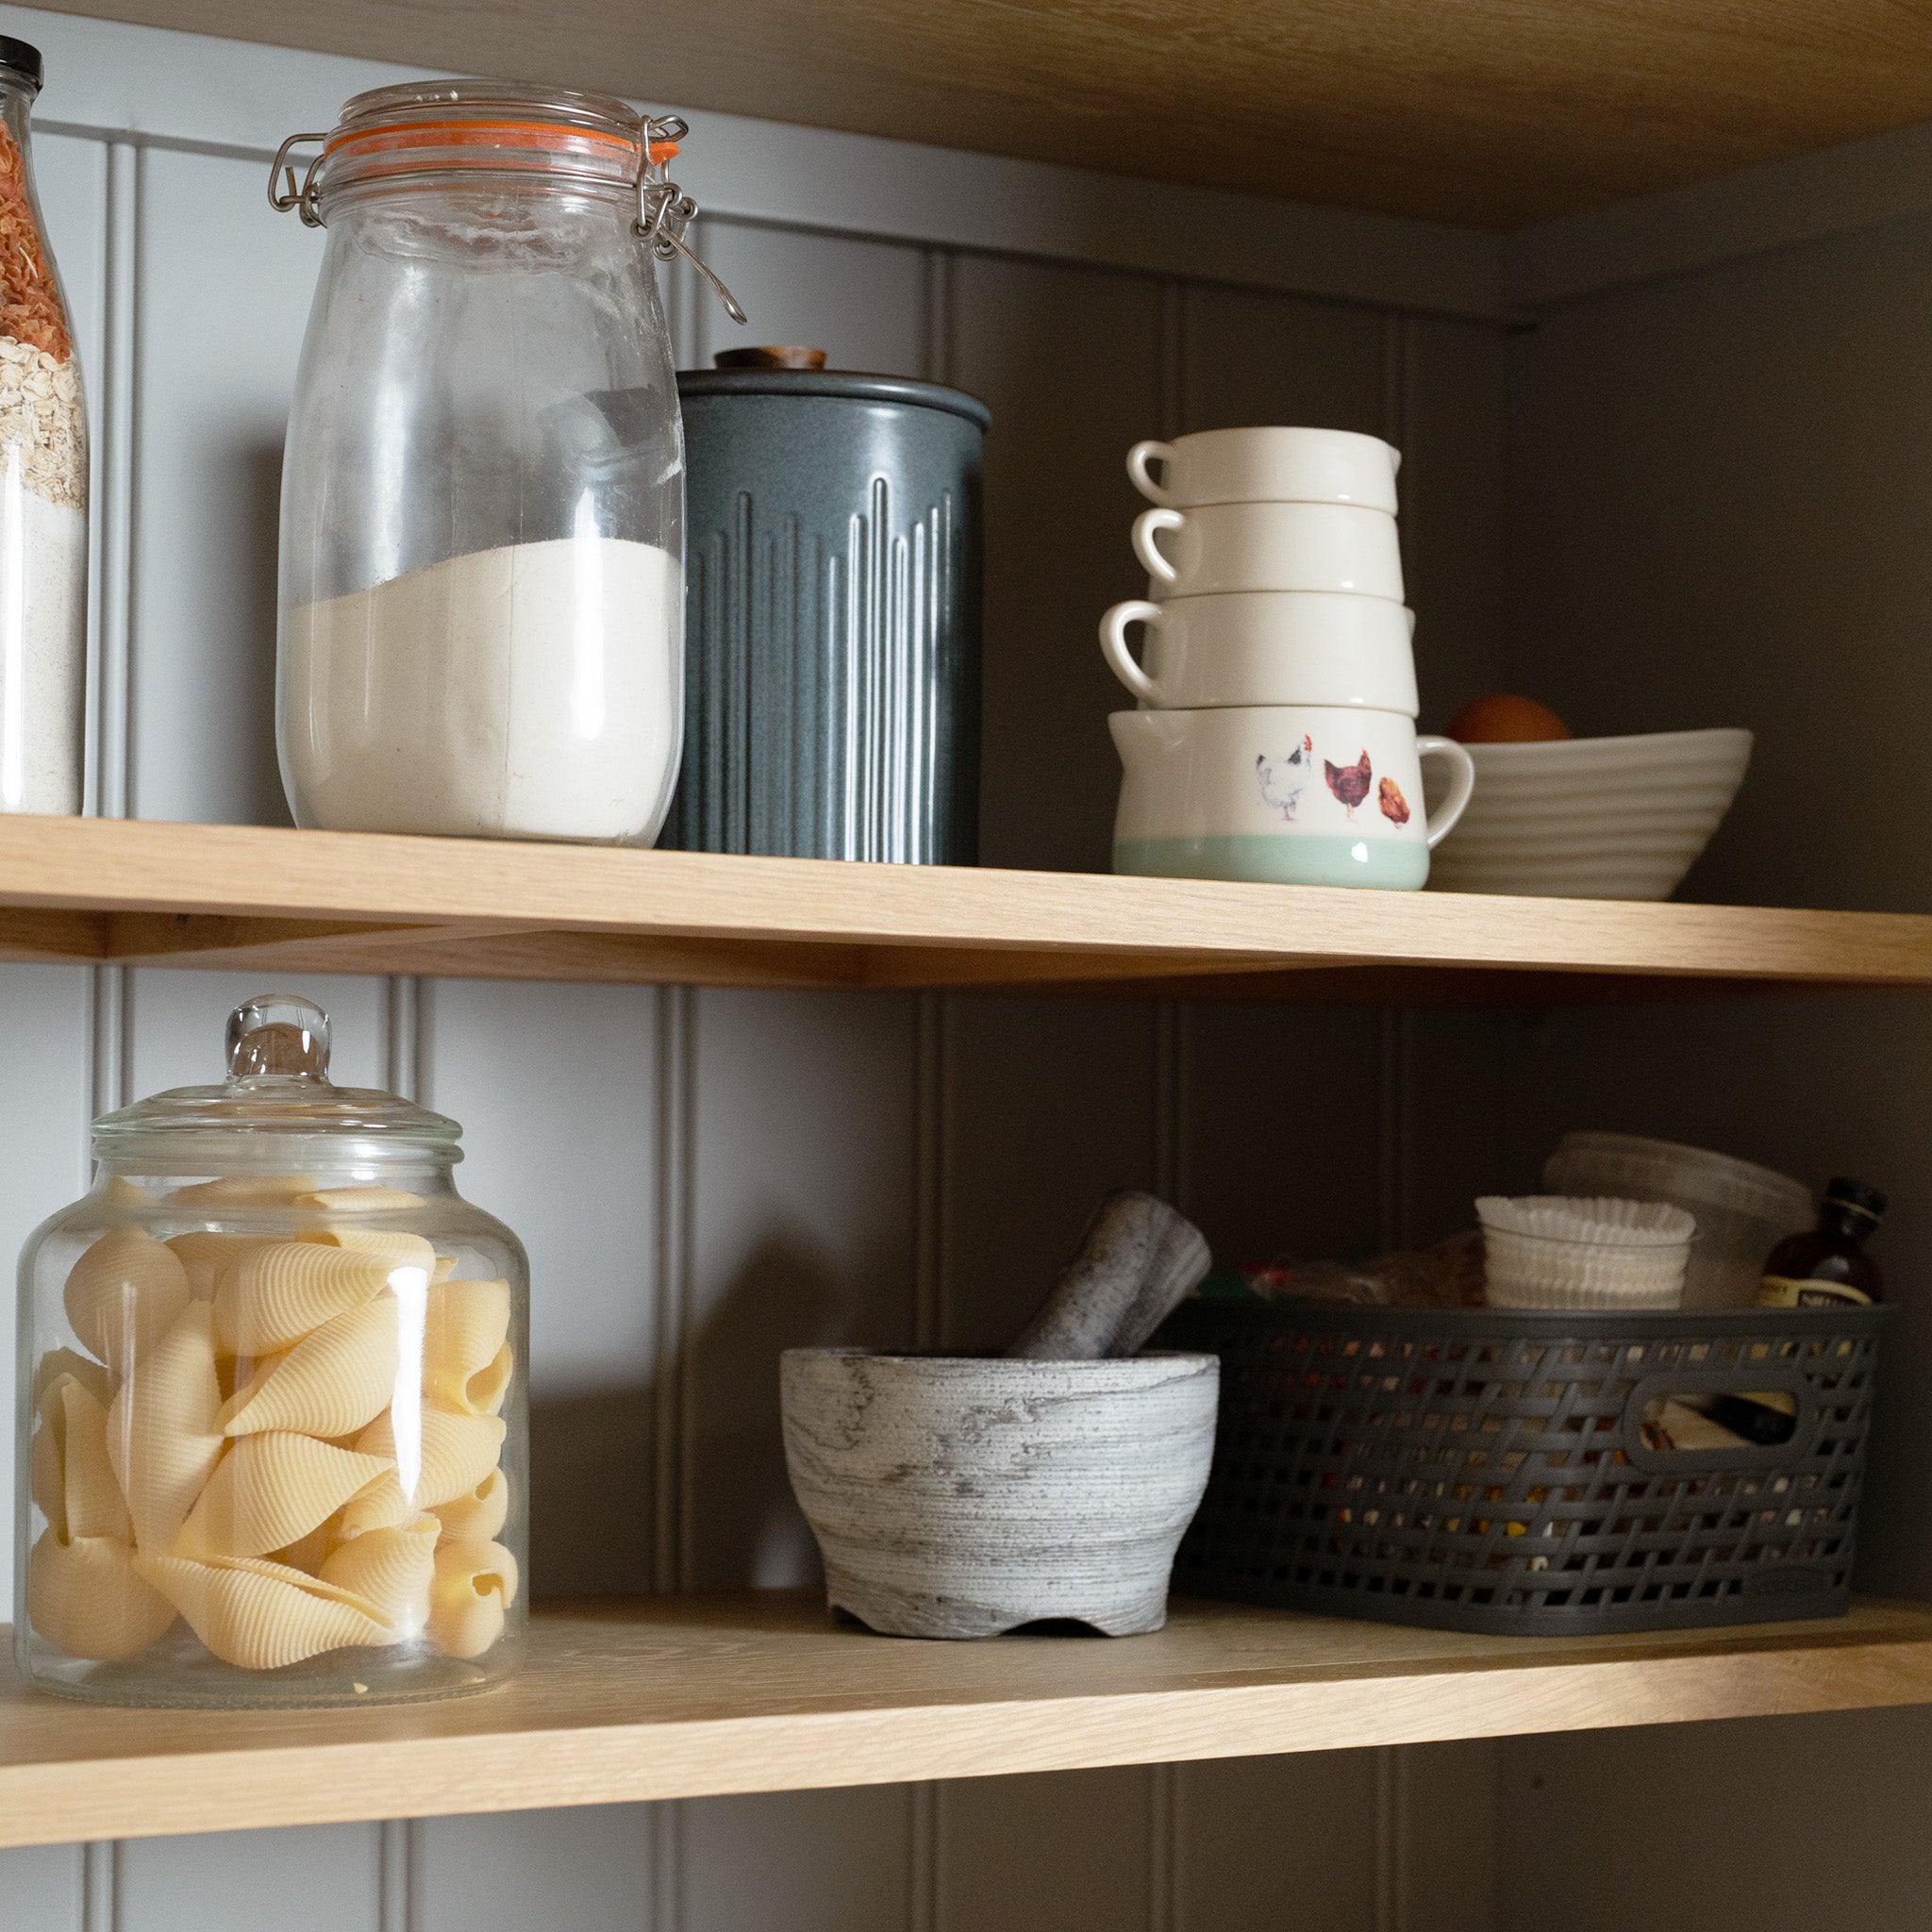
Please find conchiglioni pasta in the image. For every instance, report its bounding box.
[427,1539,519,1659]
[134,1552,396,1670]
[356,1404,506,1511]
[318,1517,438,1634]
[295,1187,425,1214]
[29,1345,111,1412]
[29,1528,177,1660]
[177,1432,395,1560]
[269,1522,331,1574]
[428,1468,509,1545]
[422,1278,511,1412]
[212,1240,392,1356]
[106,1301,225,1553]
[311,1229,437,1280]
[32,1373,130,1542]
[18,995,526,1701]
[63,1225,192,1374]
[217,1294,400,1438]
[331,1469,418,1542]
[167,1230,275,1302]
[169,1174,320,1206]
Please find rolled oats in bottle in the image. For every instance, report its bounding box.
[0,37,85,816]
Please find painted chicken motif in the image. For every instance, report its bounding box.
[1256,737,1314,821]
[1324,749,1373,820]
[1377,775,1410,825]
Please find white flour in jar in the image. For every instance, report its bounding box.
[282,535,681,843]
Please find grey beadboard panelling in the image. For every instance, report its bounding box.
[0,13,1528,1932]
[686,220,926,375]
[1179,1001,1387,1269]
[0,1841,82,1924]
[1178,282,1387,436]
[1509,211,1932,917]
[1395,316,1508,733]
[417,1806,656,1932]
[125,970,384,1095]
[426,980,661,1599]
[937,1768,1156,1932]
[1393,1740,1500,1932]
[1501,1707,1932,1932]
[1174,1751,1382,1932]
[130,145,314,827]
[681,1787,913,1932]
[1498,141,1932,1932]
[117,1824,380,1932]
[685,988,918,1592]
[948,254,1165,874]
[937,993,1158,1350]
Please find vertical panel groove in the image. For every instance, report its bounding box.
[656,984,695,1591]
[75,137,142,1932]
[1374,308,1421,1928]
[81,1840,114,1932]
[908,237,956,1932]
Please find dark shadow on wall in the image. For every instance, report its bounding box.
[234,435,293,827]
[527,1224,864,1601]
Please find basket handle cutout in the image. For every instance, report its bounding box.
[1621,1366,1816,1474]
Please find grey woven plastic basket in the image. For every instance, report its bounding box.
[1159,1298,1890,1637]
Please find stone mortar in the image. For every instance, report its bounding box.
[780,1348,1219,1640]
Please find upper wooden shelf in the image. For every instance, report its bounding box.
[5,1592,1932,1847]
[0,816,1927,1003]
[36,0,1932,225]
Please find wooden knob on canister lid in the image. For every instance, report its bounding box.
[712,346,828,370]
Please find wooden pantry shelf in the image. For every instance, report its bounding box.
[5,1592,1932,1846]
[36,0,1932,225]
[0,815,1928,1003]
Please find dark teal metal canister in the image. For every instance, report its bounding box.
[663,367,988,862]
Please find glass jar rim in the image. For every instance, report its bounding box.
[316,78,678,208]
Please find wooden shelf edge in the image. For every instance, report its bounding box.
[2,1595,1930,1846]
[0,817,1926,998]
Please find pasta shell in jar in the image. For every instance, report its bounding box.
[14,994,527,1707]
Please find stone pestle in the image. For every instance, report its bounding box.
[1006,1190,1211,1361]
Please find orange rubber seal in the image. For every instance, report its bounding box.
[325,118,679,164]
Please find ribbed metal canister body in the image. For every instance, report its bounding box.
[665,370,988,862]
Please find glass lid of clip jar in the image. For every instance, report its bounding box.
[14,994,528,1707]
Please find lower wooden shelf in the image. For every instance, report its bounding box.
[4,1591,1932,1846]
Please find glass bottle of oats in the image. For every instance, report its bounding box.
[0,37,85,816]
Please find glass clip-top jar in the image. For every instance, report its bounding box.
[15,994,527,1707]
[269,82,744,849]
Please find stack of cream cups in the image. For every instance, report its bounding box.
[1103,427,1474,890]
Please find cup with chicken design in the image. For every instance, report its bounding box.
[1108,704,1475,889]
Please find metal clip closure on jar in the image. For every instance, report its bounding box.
[268,83,744,323]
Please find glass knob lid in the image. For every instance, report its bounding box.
[88,991,461,1157]
[225,993,331,1083]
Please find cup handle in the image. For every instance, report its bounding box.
[1126,440,1178,507]
[1132,507,1183,587]
[1100,600,1166,703]
[1417,737,1475,848]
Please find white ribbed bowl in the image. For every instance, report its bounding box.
[1477,1194,1695,1309]
[1425,729,1753,899]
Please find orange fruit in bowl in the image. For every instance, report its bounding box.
[1445,693,1573,743]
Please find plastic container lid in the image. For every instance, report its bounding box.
[92,992,461,1174]
[1545,1132,1810,1218]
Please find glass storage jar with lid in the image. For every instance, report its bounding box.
[14,994,527,1707]
[272,80,739,848]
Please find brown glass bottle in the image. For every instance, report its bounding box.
[1757,1178,1887,1307]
